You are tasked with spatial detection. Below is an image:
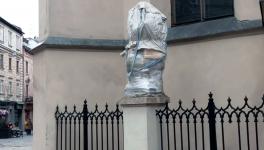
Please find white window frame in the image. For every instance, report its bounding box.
[0,25,3,43]
[16,82,20,96]
[0,80,4,94]
[8,81,12,95]
[16,35,20,50]
[8,30,12,47]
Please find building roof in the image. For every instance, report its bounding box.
[0,16,24,35]
[23,38,39,54]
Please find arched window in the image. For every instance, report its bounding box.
[171,0,234,25]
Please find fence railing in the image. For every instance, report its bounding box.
[55,100,123,150]
[156,93,264,150]
[55,93,264,150]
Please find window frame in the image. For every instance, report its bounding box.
[9,57,12,71]
[8,30,12,47]
[16,60,19,74]
[171,0,234,26]
[0,54,4,69]
[8,81,12,96]
[25,84,29,97]
[0,25,4,43]
[16,35,21,51]
[16,82,20,96]
[26,61,28,74]
[0,80,4,94]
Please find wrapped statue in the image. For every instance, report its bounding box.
[121,2,168,97]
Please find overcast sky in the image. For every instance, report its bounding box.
[0,0,39,38]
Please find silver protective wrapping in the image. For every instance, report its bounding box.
[122,2,168,97]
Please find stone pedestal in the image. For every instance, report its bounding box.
[119,94,169,150]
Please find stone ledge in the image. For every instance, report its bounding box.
[32,37,127,54]
[32,17,263,54]
[167,17,263,43]
[118,94,170,107]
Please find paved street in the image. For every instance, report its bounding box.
[0,135,32,150]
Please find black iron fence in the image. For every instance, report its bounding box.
[55,100,123,150]
[156,93,264,150]
[55,93,264,150]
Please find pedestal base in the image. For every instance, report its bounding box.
[119,93,169,106]
[119,95,169,150]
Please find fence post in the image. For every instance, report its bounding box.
[83,100,88,150]
[208,92,218,150]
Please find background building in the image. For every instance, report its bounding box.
[33,0,264,150]
[23,38,35,131]
[0,17,24,129]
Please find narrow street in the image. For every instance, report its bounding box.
[0,136,32,150]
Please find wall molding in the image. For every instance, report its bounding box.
[32,17,263,54]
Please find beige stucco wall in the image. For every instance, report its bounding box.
[33,31,264,150]
[234,0,262,21]
[39,0,49,40]
[36,0,264,149]
[33,49,127,150]
[40,0,171,40]
[165,32,264,107]
[39,0,262,40]
[33,50,47,150]
[40,0,125,39]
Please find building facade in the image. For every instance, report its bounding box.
[0,17,24,129]
[33,0,264,149]
[23,38,35,129]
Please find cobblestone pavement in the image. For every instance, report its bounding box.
[0,135,32,150]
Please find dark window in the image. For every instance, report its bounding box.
[172,0,234,25]
[26,61,28,74]
[204,0,234,19]
[9,57,12,70]
[26,84,29,97]
[174,0,201,25]
[8,81,12,95]
[0,54,3,69]
[16,60,19,73]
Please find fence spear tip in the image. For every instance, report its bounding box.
[227,97,231,102]
[209,92,213,98]
[56,105,59,112]
[244,96,248,101]
[179,99,182,105]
